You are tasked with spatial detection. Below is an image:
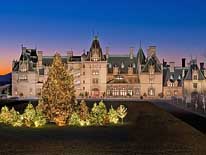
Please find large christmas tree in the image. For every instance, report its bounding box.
[41,53,76,126]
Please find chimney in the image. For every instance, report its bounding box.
[106,47,109,59]
[147,46,156,57]
[200,62,204,70]
[169,62,175,72]
[182,58,186,68]
[37,51,43,67]
[22,46,27,53]
[129,47,134,59]
[163,59,167,67]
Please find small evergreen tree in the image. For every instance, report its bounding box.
[0,106,13,124]
[41,53,76,126]
[79,100,89,121]
[23,103,36,127]
[90,101,107,125]
[69,112,81,126]
[117,105,127,124]
[10,107,23,127]
[108,106,119,124]
[33,101,47,127]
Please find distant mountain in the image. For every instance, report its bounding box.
[0,73,11,86]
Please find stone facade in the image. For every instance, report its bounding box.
[12,37,206,99]
[163,59,206,102]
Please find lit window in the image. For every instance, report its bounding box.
[128,89,133,96]
[92,70,99,75]
[109,63,112,68]
[75,80,80,85]
[148,88,155,96]
[92,78,99,84]
[193,83,197,89]
[167,91,171,96]
[19,74,27,80]
[193,75,197,80]
[135,88,140,95]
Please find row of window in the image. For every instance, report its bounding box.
[166,90,178,96]
[106,88,155,96]
[108,63,136,69]
[82,78,99,84]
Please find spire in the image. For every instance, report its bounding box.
[137,42,146,65]
[94,35,98,41]
[140,40,142,48]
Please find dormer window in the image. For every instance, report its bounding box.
[121,62,124,69]
[133,63,136,68]
[193,75,198,80]
[20,64,27,72]
[170,74,174,81]
[108,63,112,68]
[178,75,181,80]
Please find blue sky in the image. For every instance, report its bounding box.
[0,0,206,74]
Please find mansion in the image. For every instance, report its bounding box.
[12,37,206,102]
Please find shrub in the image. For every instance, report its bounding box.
[79,100,89,121]
[90,101,107,125]
[23,103,36,127]
[9,107,24,127]
[23,102,46,128]
[108,106,119,124]
[69,112,81,126]
[117,105,127,124]
[0,106,13,125]
[33,101,47,127]
[0,106,24,127]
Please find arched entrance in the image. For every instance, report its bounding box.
[92,88,100,97]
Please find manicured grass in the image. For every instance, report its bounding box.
[0,101,205,155]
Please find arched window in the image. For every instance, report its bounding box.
[148,88,155,96]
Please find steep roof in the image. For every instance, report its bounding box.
[107,55,137,74]
[184,63,205,80]
[141,56,161,72]
[163,67,186,86]
[137,47,146,65]
[90,36,102,50]
[87,36,105,61]
[13,47,38,71]
[42,56,68,66]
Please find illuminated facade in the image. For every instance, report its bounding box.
[12,37,206,100]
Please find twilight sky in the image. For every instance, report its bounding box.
[0,0,206,75]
